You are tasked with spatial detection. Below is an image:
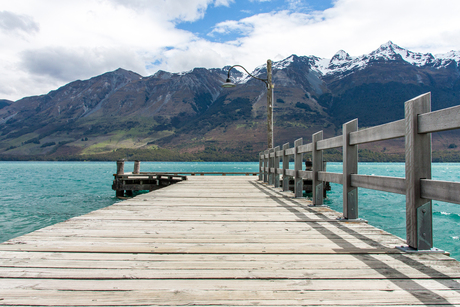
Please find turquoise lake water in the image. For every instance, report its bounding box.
[1,161,459,260]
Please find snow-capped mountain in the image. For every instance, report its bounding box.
[1,42,460,159]
[239,41,459,82]
[309,41,459,79]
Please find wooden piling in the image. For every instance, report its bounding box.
[133,160,140,175]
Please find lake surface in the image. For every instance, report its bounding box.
[1,161,459,260]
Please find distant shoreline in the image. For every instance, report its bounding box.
[1,148,460,162]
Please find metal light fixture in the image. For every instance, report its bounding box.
[222,60,274,149]
[221,78,236,88]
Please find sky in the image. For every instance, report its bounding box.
[1,0,460,101]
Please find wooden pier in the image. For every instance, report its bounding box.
[2,176,460,306]
[3,92,460,305]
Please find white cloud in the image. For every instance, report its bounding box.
[214,0,235,7]
[1,0,460,101]
[207,0,460,69]
[0,11,39,35]
[19,47,145,81]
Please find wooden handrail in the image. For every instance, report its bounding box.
[259,92,460,252]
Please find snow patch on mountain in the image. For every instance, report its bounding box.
[310,41,460,78]
[435,50,460,67]
[273,55,295,70]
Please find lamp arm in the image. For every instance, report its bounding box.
[227,65,268,87]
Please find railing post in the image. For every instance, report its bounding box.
[133,160,140,174]
[282,143,290,191]
[312,131,323,206]
[294,138,303,198]
[258,152,263,181]
[405,93,432,250]
[274,146,281,188]
[343,119,358,219]
[264,149,269,183]
[268,148,275,185]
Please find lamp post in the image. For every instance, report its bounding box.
[222,59,274,149]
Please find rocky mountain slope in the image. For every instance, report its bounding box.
[1,41,459,160]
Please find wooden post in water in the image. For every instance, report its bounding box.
[405,93,432,250]
[343,119,358,219]
[274,146,280,188]
[282,143,290,191]
[294,138,303,198]
[116,159,125,197]
[133,160,140,174]
[117,159,125,175]
[312,131,323,206]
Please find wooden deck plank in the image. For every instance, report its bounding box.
[3,289,460,306]
[1,176,459,306]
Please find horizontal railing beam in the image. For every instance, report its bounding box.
[418,104,460,134]
[350,119,405,145]
[298,143,313,154]
[421,179,460,205]
[298,170,313,180]
[318,172,343,184]
[351,174,405,195]
[284,169,296,177]
[317,135,342,150]
[285,148,296,156]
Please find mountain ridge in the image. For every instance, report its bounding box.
[1,42,460,160]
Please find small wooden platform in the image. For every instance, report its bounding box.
[1,176,460,306]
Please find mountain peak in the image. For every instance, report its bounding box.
[379,40,401,50]
[371,41,406,59]
[330,50,352,65]
[370,41,435,66]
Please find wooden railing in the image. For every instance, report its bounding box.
[259,92,460,251]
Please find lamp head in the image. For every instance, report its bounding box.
[221,78,236,88]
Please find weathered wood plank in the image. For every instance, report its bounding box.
[318,171,342,184]
[349,119,405,145]
[297,143,313,154]
[421,179,460,205]
[418,104,460,134]
[351,174,405,195]
[317,135,342,150]
[2,266,460,279]
[2,278,460,291]
[3,289,460,306]
[1,176,459,307]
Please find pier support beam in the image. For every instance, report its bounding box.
[268,148,275,185]
[263,150,269,183]
[116,159,125,197]
[312,131,323,206]
[294,138,303,198]
[133,160,140,174]
[258,152,263,181]
[117,159,125,176]
[405,93,432,250]
[274,146,281,188]
[343,119,358,219]
[282,143,290,192]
